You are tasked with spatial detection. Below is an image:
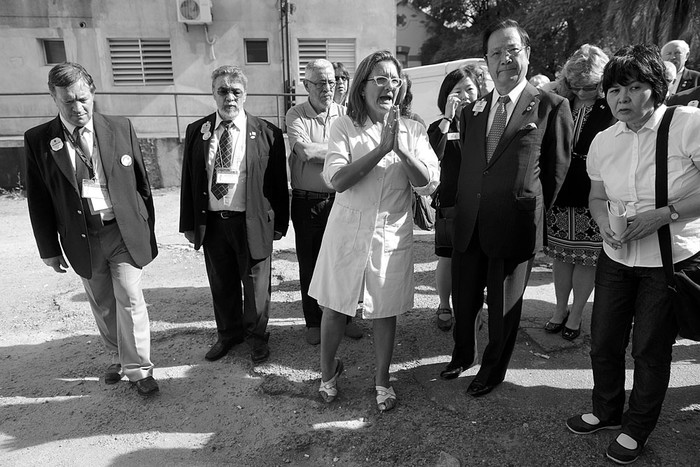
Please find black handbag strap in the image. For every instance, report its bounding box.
[655,106,678,286]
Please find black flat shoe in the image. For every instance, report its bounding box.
[562,325,581,341]
[440,364,464,380]
[466,380,496,397]
[544,311,569,334]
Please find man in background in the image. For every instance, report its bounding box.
[286,59,363,345]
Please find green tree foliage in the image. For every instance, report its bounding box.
[414,0,700,78]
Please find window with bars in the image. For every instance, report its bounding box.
[108,38,174,86]
[297,39,355,82]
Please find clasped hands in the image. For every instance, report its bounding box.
[378,106,409,159]
[599,209,668,250]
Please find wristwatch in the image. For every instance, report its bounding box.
[669,204,680,222]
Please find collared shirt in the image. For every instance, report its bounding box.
[587,104,700,266]
[286,100,345,192]
[59,114,115,221]
[207,111,247,211]
[486,78,528,134]
[668,67,684,96]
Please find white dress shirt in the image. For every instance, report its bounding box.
[207,111,248,212]
[587,104,700,266]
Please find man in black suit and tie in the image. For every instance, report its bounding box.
[440,19,573,397]
[661,40,700,96]
[24,62,159,396]
[179,66,289,364]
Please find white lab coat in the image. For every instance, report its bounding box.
[309,115,439,318]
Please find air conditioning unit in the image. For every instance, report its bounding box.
[176,0,212,24]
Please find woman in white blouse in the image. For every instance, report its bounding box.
[309,50,439,412]
[566,45,700,465]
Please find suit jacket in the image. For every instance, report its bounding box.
[24,113,158,279]
[676,67,700,94]
[554,97,616,207]
[179,112,289,259]
[454,83,573,261]
[667,85,700,107]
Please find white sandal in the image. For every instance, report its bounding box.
[319,359,344,403]
[375,385,397,412]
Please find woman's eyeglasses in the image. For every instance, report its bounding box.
[366,76,403,88]
[565,79,599,92]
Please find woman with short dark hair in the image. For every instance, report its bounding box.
[567,44,700,464]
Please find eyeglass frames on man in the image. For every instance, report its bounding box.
[366,76,403,88]
[306,79,336,89]
[487,46,526,61]
[216,87,245,98]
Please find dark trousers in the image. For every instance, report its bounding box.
[203,212,271,344]
[590,251,695,442]
[451,231,533,385]
[291,195,334,328]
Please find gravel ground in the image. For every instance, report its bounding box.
[1,188,698,466]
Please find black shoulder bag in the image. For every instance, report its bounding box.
[655,106,700,341]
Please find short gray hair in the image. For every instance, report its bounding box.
[211,65,248,90]
[304,59,333,80]
[662,39,690,54]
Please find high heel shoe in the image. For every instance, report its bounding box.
[544,310,569,334]
[562,325,581,341]
[319,359,344,403]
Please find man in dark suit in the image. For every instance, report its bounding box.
[440,19,573,397]
[25,62,159,396]
[667,85,700,107]
[662,40,700,96]
[179,65,289,364]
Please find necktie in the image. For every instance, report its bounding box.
[486,95,510,162]
[211,121,233,200]
[73,127,102,229]
[73,127,93,180]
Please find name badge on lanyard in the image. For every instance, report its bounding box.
[447,132,460,141]
[216,169,239,185]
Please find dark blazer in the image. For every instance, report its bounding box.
[667,85,700,106]
[454,83,573,261]
[24,113,157,279]
[676,67,700,94]
[554,98,616,207]
[179,112,289,259]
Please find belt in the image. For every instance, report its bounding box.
[210,210,245,219]
[292,189,335,200]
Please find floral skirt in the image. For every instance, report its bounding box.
[543,205,602,266]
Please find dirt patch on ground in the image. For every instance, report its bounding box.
[1,188,698,466]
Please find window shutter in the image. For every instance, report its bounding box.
[109,38,174,86]
[297,39,355,81]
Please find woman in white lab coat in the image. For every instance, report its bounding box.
[309,50,439,412]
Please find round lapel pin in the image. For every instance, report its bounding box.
[121,154,133,167]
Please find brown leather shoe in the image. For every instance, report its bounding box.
[104,363,122,385]
[134,376,159,397]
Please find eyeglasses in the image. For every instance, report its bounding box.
[487,46,526,61]
[335,75,348,83]
[565,79,599,92]
[216,87,245,98]
[366,76,403,88]
[306,79,336,89]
